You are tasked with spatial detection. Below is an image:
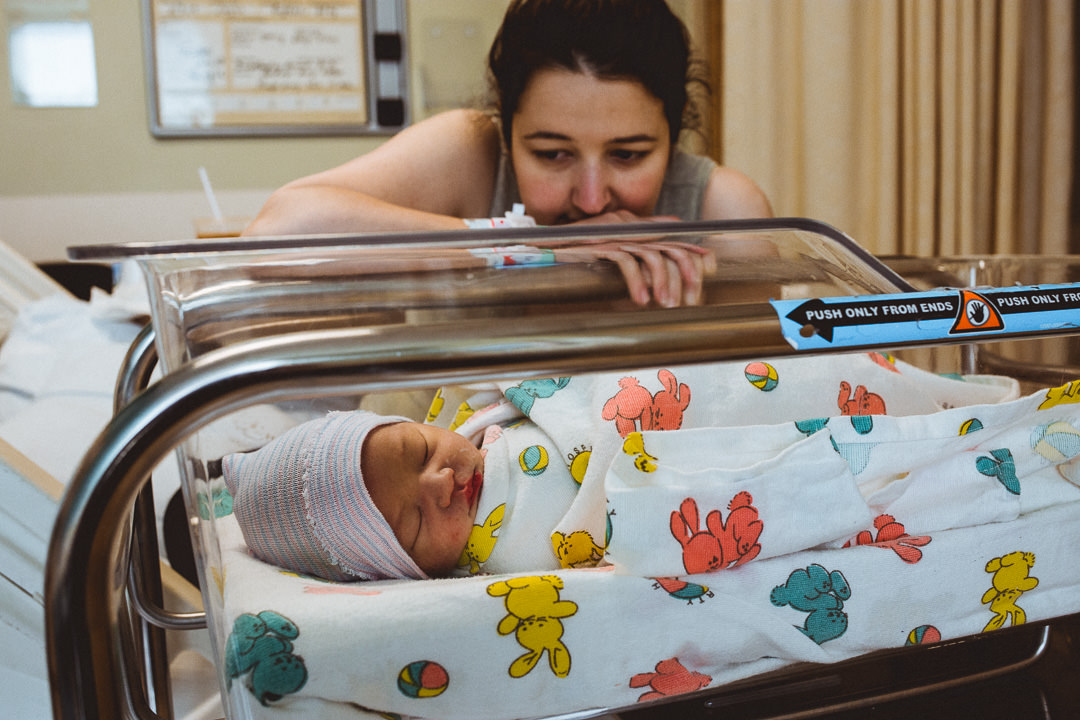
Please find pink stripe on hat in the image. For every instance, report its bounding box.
[223,411,427,581]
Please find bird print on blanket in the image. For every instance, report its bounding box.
[551,529,605,568]
[622,432,658,472]
[651,577,714,605]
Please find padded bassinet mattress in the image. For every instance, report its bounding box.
[214,500,1080,720]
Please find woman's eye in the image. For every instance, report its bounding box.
[611,148,648,163]
[533,149,570,162]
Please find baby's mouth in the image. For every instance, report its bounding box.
[465,470,483,505]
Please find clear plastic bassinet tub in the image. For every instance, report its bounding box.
[49,219,1080,720]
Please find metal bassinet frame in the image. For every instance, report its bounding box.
[44,220,1080,719]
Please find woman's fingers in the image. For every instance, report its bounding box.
[551,238,716,307]
[618,243,714,306]
[617,245,675,307]
[602,250,652,306]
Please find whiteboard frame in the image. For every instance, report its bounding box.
[142,0,409,138]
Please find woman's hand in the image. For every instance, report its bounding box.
[553,239,716,307]
[543,213,714,307]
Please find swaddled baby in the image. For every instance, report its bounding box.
[223,399,587,581]
[223,353,1025,583]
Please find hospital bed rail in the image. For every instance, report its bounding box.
[47,221,1080,719]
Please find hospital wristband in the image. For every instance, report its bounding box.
[469,245,556,268]
[463,202,537,229]
[464,216,535,228]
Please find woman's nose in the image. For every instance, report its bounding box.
[572,165,611,216]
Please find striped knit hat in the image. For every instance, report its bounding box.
[222,411,427,581]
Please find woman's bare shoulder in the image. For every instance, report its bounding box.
[399,109,501,216]
[422,108,501,148]
[299,109,502,217]
[701,165,773,220]
[384,109,500,173]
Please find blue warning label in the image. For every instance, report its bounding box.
[770,283,1080,350]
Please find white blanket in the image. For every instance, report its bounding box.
[215,500,1080,720]
[204,356,1080,720]
[432,352,1019,576]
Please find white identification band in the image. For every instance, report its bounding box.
[468,245,556,268]
[463,202,537,229]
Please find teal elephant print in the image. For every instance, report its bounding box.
[770,564,851,644]
[225,610,307,705]
[505,377,571,415]
[793,418,875,474]
[976,448,1020,494]
[197,485,233,519]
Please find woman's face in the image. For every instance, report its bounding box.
[362,422,484,576]
[510,67,672,225]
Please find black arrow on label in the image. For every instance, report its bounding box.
[784,296,957,342]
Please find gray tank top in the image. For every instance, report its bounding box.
[488,149,716,221]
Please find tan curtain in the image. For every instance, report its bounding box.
[714,0,1074,257]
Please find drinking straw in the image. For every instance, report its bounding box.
[198,166,224,222]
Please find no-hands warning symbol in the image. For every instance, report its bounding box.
[950,290,1004,333]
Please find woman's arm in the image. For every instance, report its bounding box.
[243,109,501,236]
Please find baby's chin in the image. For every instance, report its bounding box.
[421,554,463,579]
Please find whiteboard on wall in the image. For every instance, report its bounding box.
[144,0,408,137]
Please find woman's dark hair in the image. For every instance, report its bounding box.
[487,0,706,149]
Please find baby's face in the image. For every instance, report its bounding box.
[362,421,484,576]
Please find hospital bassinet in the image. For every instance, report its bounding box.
[46,219,1080,719]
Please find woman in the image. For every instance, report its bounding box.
[244,0,771,306]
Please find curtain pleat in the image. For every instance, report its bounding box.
[718,0,1074,257]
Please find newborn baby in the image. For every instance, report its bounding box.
[223,411,486,581]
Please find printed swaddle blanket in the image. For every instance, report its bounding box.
[209,353,1080,720]
[436,351,1019,577]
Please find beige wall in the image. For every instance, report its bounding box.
[1,0,702,262]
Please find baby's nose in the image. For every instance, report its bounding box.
[424,466,458,507]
